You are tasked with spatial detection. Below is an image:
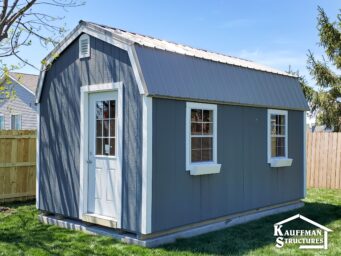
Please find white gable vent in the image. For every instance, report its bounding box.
[79,34,90,59]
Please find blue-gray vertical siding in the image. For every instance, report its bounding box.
[151,98,304,232]
[0,82,37,129]
[38,35,142,233]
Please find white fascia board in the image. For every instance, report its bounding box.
[36,22,146,103]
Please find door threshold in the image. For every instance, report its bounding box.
[82,213,117,228]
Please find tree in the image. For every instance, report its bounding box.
[0,0,84,101]
[287,67,315,105]
[307,6,341,131]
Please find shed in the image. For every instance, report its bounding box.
[36,20,308,246]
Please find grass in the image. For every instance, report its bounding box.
[0,188,340,256]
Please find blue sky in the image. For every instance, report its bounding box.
[5,0,340,87]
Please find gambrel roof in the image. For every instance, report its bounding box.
[36,21,309,111]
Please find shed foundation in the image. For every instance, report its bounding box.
[38,200,304,247]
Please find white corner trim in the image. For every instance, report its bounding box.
[141,96,152,234]
[36,104,40,209]
[267,109,289,165]
[128,45,147,95]
[186,102,218,172]
[36,23,146,103]
[303,111,307,197]
[189,163,221,176]
[79,81,123,228]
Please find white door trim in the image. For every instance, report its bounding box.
[79,82,123,228]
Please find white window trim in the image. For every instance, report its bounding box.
[186,102,221,175]
[267,109,292,167]
[11,114,22,130]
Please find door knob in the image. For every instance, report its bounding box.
[86,160,92,164]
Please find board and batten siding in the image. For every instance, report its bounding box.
[0,83,37,130]
[38,35,143,233]
[151,98,304,233]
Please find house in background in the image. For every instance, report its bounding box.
[0,72,38,130]
[36,21,308,247]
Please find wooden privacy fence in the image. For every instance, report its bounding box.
[307,132,341,189]
[0,130,36,202]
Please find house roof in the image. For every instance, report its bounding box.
[85,21,292,78]
[9,72,39,94]
[36,21,309,111]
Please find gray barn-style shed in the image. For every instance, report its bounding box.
[36,21,308,244]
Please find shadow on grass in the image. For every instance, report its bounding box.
[0,204,122,255]
[160,202,341,255]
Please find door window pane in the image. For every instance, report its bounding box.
[110,119,115,137]
[103,101,109,119]
[96,138,102,155]
[96,120,102,137]
[110,101,116,118]
[110,138,115,155]
[96,102,103,119]
[103,120,109,137]
[103,138,109,156]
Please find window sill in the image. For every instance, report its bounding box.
[268,158,293,168]
[188,163,221,176]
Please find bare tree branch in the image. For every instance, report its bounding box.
[0,0,85,74]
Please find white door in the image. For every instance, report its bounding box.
[87,92,120,218]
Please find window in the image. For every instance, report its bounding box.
[0,115,4,130]
[79,34,90,59]
[267,109,292,167]
[11,115,21,130]
[95,100,116,156]
[186,102,221,175]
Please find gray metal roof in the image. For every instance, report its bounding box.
[37,21,308,110]
[85,21,308,111]
[135,45,309,111]
[86,21,292,77]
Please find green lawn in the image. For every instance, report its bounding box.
[0,188,340,256]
